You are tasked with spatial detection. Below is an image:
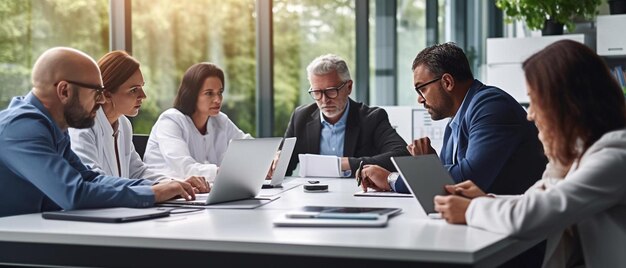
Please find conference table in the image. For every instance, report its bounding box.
[0,177,539,267]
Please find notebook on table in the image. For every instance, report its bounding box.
[273,206,402,227]
[391,155,455,214]
[42,207,170,223]
[161,137,282,209]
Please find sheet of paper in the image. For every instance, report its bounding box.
[298,154,342,177]
[353,190,414,198]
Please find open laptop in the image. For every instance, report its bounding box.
[163,137,282,206]
[391,155,455,214]
[262,137,297,188]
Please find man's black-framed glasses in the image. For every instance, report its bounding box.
[414,77,441,100]
[308,80,349,100]
[54,80,105,102]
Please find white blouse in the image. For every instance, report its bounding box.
[466,128,626,268]
[69,108,167,182]
[143,108,251,181]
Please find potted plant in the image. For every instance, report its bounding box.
[496,0,602,35]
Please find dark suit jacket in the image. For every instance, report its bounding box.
[395,80,547,195]
[284,99,409,176]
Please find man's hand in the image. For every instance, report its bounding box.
[407,137,437,156]
[266,150,281,179]
[434,195,470,224]
[183,176,210,193]
[340,157,350,172]
[444,180,486,199]
[360,165,392,192]
[152,180,196,203]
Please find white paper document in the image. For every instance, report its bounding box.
[298,154,342,177]
[353,190,414,198]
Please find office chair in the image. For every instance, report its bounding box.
[132,134,149,159]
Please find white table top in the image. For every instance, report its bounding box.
[0,177,535,267]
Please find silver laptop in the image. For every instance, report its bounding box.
[262,137,297,188]
[391,155,455,214]
[164,137,282,206]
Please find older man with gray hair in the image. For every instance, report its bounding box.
[283,54,409,177]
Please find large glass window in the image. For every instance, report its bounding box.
[132,0,256,134]
[0,0,109,108]
[273,0,356,137]
[395,0,446,106]
[396,0,426,106]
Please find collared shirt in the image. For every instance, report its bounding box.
[319,101,350,176]
[391,90,471,192]
[0,92,155,217]
[69,107,168,182]
[447,91,470,164]
[319,101,350,157]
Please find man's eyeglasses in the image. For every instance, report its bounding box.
[414,77,441,101]
[308,80,349,100]
[54,80,105,102]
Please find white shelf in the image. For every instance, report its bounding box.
[597,14,626,57]
[486,35,587,103]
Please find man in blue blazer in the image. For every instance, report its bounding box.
[0,47,203,217]
[360,43,547,196]
[359,42,547,268]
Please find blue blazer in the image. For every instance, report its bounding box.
[0,93,155,217]
[395,80,547,195]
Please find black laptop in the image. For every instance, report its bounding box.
[391,155,455,214]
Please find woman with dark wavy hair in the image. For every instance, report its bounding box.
[434,40,626,267]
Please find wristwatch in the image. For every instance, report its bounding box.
[386,172,400,191]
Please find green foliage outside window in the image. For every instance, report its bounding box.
[0,0,109,108]
[496,0,602,32]
[0,0,356,138]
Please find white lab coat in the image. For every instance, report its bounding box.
[143,108,251,181]
[466,128,626,268]
[69,108,167,182]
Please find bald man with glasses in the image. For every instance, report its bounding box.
[0,47,197,217]
[283,54,409,177]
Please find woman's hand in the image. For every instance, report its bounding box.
[434,195,471,224]
[444,180,486,199]
[184,176,210,193]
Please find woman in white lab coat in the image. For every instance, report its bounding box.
[143,63,251,181]
[69,51,208,192]
[433,40,626,267]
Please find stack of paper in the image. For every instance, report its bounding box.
[298,154,342,177]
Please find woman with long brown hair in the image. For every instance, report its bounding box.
[69,50,208,192]
[433,40,626,267]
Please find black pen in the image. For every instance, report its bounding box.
[356,160,364,186]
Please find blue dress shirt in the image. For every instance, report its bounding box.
[394,80,546,195]
[319,101,351,176]
[319,101,350,157]
[0,92,155,217]
[445,91,467,165]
